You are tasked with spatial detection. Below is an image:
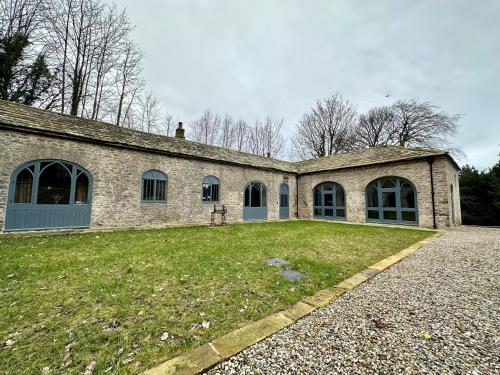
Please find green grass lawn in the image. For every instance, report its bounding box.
[0,220,433,374]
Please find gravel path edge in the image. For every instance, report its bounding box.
[142,231,443,375]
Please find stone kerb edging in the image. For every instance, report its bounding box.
[142,231,444,375]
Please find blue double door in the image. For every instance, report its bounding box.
[5,160,92,231]
[243,181,289,221]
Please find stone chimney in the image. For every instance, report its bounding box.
[175,121,185,139]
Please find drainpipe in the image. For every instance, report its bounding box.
[296,176,299,219]
[428,158,437,229]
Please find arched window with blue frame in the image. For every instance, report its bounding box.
[243,181,267,220]
[5,160,92,231]
[202,175,220,202]
[313,181,346,220]
[142,170,167,202]
[366,177,418,224]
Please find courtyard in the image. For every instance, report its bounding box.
[209,226,499,374]
[0,221,432,374]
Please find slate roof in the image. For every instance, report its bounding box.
[0,100,295,172]
[296,146,451,174]
[0,99,457,174]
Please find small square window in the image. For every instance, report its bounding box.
[324,208,334,216]
[401,211,416,222]
[383,210,397,221]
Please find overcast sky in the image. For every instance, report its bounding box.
[119,0,499,169]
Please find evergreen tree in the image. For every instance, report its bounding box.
[459,153,500,226]
[0,33,53,105]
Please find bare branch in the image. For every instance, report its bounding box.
[355,106,396,148]
[190,109,221,145]
[292,93,357,159]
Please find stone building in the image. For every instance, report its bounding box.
[0,100,461,232]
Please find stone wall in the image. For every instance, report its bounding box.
[297,156,458,229]
[0,128,459,231]
[443,157,462,226]
[0,129,297,230]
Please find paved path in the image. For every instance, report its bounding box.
[208,227,500,374]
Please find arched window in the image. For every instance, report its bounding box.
[6,160,92,231]
[37,161,72,204]
[75,170,90,204]
[366,177,418,224]
[202,175,220,202]
[244,181,267,207]
[14,165,34,203]
[243,181,267,221]
[11,161,91,205]
[142,170,167,202]
[313,182,346,219]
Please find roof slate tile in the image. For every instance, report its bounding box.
[0,99,453,173]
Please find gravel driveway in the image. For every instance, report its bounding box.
[208,226,500,374]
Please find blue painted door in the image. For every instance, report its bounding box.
[279,183,289,219]
[4,160,92,231]
[243,181,267,221]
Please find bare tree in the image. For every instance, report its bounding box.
[1,0,164,133]
[157,112,176,137]
[45,0,141,120]
[292,93,357,159]
[219,114,235,149]
[355,106,396,147]
[390,99,460,149]
[248,117,286,158]
[234,119,248,152]
[138,90,161,133]
[45,0,76,113]
[115,39,143,125]
[90,4,130,120]
[190,109,221,145]
[0,0,46,37]
[69,0,103,116]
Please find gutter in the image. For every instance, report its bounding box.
[428,157,437,229]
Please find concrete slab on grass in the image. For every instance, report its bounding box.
[282,301,316,321]
[213,313,293,359]
[281,269,306,281]
[143,343,220,375]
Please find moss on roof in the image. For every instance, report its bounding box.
[0,99,455,173]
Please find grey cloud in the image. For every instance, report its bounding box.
[119,0,500,168]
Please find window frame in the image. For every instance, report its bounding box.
[201,175,220,203]
[8,160,92,206]
[244,181,267,208]
[365,177,418,225]
[141,169,168,203]
[279,183,289,208]
[312,181,346,220]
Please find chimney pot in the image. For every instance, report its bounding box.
[175,121,185,139]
